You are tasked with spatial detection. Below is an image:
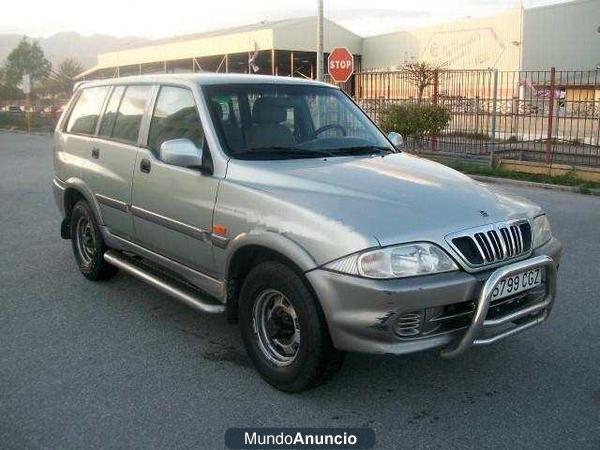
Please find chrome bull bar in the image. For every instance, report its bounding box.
[441,255,557,358]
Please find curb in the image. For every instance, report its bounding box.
[0,128,53,136]
[470,174,600,196]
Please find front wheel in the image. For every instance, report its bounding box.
[239,261,344,392]
[70,200,118,281]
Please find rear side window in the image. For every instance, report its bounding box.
[111,85,152,144]
[65,86,109,135]
[98,86,125,137]
[147,86,204,153]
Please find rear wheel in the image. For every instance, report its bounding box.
[70,200,117,281]
[239,261,344,392]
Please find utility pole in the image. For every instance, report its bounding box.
[316,0,324,80]
[22,74,31,133]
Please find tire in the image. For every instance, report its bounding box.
[70,200,118,281]
[239,261,344,392]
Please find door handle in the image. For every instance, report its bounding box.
[91,147,100,159]
[140,158,151,173]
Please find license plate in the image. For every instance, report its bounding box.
[491,267,543,301]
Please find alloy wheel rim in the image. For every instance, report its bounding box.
[252,288,300,366]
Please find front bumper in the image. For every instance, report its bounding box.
[306,237,562,355]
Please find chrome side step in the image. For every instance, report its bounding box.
[101,229,225,300]
[104,250,225,314]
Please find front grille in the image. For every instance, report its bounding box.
[448,220,532,267]
[394,284,547,341]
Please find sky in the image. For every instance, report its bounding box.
[0,0,573,39]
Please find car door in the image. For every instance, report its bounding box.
[90,84,153,238]
[60,86,110,184]
[131,85,219,275]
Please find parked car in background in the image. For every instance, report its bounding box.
[52,74,562,392]
[8,105,23,118]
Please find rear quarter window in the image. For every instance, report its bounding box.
[65,86,109,135]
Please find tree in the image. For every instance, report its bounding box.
[402,61,445,102]
[0,67,23,102]
[3,37,51,91]
[43,58,84,97]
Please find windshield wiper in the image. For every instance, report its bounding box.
[243,147,336,159]
[334,145,395,155]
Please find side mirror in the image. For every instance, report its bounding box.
[387,132,404,149]
[159,138,203,169]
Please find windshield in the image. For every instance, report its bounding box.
[203,83,394,160]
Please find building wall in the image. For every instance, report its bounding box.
[522,0,600,70]
[273,18,363,55]
[97,28,274,68]
[361,31,418,70]
[565,87,596,102]
[362,7,523,71]
[93,17,363,74]
[88,1,598,77]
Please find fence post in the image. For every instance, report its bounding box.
[489,69,498,167]
[545,67,556,165]
[431,71,439,152]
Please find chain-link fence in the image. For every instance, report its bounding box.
[327,69,600,168]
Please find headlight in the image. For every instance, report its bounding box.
[532,214,552,249]
[324,242,458,279]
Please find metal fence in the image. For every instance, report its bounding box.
[3,70,599,168]
[327,69,600,168]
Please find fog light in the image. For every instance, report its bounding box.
[392,311,423,337]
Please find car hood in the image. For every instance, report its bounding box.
[225,153,542,256]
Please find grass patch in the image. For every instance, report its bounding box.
[443,131,491,141]
[443,160,600,192]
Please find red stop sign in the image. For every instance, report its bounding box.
[327,47,354,83]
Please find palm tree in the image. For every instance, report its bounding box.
[43,58,84,97]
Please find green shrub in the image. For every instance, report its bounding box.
[0,112,12,126]
[379,103,450,142]
[0,111,55,131]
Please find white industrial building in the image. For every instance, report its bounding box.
[77,0,600,80]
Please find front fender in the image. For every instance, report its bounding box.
[224,231,318,278]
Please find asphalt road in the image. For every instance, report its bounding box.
[1,131,599,449]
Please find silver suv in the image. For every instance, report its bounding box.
[53,74,561,392]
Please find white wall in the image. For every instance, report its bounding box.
[362,7,523,71]
[272,18,363,55]
[522,0,600,70]
[361,31,418,70]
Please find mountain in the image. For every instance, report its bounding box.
[0,32,148,69]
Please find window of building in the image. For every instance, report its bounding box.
[65,86,109,135]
